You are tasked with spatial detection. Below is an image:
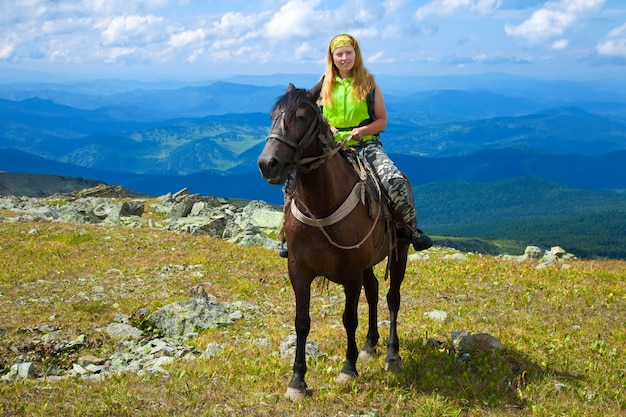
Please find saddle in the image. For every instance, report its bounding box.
[340,146,392,224]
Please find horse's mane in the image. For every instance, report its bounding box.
[272,86,310,116]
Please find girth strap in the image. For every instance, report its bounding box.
[291,182,363,227]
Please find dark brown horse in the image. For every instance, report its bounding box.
[257,84,410,400]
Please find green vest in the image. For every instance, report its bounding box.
[322,76,375,147]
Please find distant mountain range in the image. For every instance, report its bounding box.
[2,82,626,175]
[1,72,625,258]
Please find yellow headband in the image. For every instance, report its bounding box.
[330,35,354,52]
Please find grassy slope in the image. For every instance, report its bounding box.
[1,206,624,417]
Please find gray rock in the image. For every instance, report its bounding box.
[146,298,233,340]
[442,253,468,261]
[524,245,544,259]
[453,332,505,353]
[279,335,326,359]
[105,323,143,340]
[17,362,37,379]
[424,310,449,322]
[200,342,223,359]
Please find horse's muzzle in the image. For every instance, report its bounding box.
[257,153,289,185]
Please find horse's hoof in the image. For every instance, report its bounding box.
[335,372,356,385]
[358,348,377,361]
[385,358,403,372]
[284,386,308,401]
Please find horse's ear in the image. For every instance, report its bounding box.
[286,83,296,93]
[309,80,322,100]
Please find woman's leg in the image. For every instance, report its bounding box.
[362,142,432,251]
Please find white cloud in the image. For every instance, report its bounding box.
[552,39,569,50]
[367,50,394,63]
[607,22,626,38]
[97,15,166,47]
[597,22,626,57]
[211,11,262,37]
[383,0,404,15]
[504,0,606,43]
[263,0,326,39]
[415,0,502,20]
[295,42,315,60]
[168,29,206,48]
[103,46,137,64]
[74,0,171,16]
[186,48,205,63]
[0,44,15,60]
[0,0,625,78]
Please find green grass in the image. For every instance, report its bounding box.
[1,219,625,416]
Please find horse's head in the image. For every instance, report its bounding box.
[257,83,323,185]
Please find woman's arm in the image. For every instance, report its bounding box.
[351,82,387,141]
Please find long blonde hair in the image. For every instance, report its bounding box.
[320,34,375,105]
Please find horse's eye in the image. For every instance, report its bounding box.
[295,109,308,120]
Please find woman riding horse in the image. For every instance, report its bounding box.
[258,83,412,400]
[279,33,432,257]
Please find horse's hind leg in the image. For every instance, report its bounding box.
[385,244,409,372]
[336,278,362,384]
[359,267,379,361]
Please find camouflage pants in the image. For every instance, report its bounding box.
[360,140,417,227]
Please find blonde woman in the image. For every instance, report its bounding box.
[316,33,432,251]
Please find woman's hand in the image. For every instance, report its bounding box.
[351,126,364,141]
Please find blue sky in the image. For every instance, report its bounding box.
[1,0,625,82]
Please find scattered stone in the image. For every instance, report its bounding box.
[189,283,209,300]
[42,330,62,342]
[0,362,37,381]
[229,310,243,320]
[0,189,284,250]
[524,245,544,259]
[442,253,468,261]
[67,334,87,349]
[145,298,234,340]
[550,246,566,258]
[72,363,89,375]
[3,186,580,260]
[423,310,449,322]
[105,323,143,341]
[279,335,326,359]
[200,342,223,359]
[78,355,105,366]
[113,314,129,324]
[17,362,36,379]
[71,184,128,198]
[452,332,505,353]
[500,245,577,267]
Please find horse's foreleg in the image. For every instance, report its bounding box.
[337,279,362,384]
[359,268,379,361]
[385,245,409,373]
[285,278,312,400]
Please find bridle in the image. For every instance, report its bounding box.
[267,99,320,161]
[266,98,342,173]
